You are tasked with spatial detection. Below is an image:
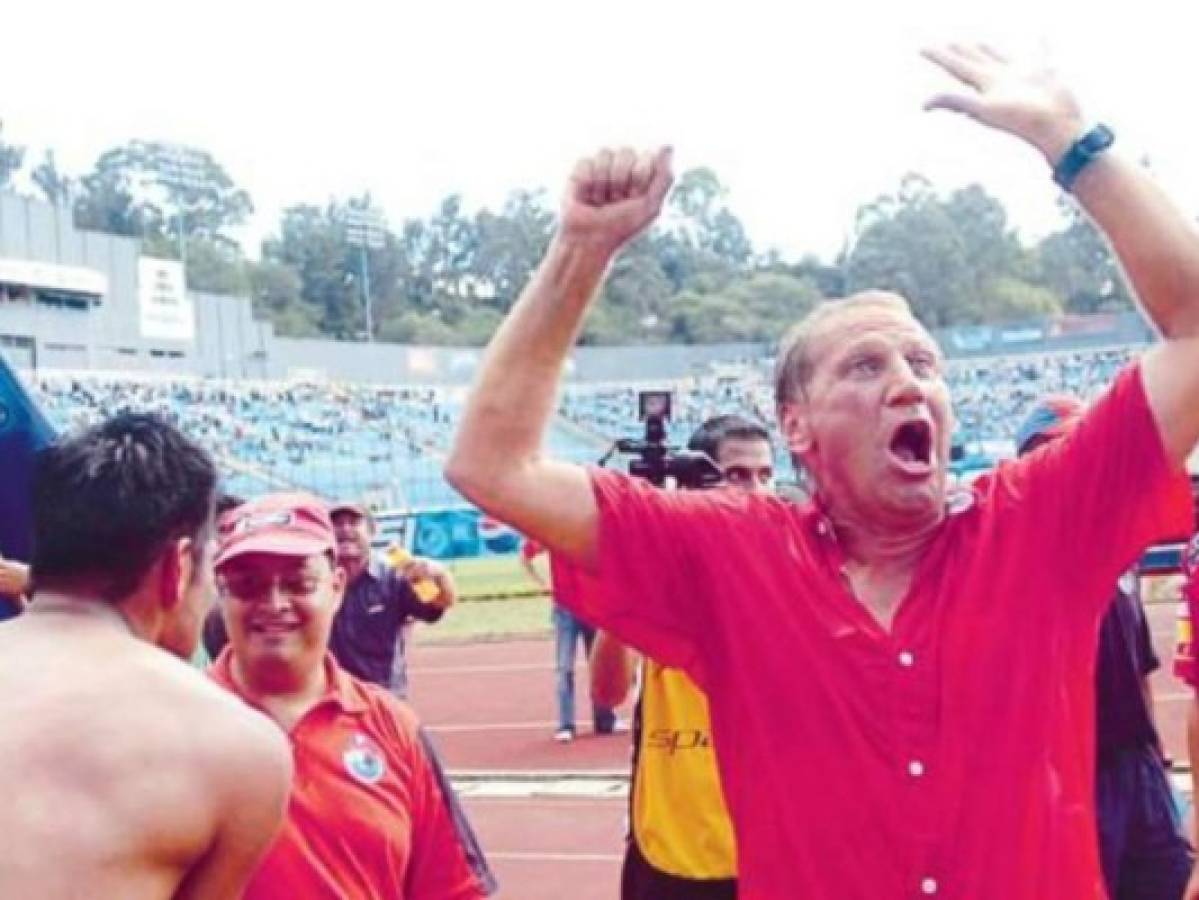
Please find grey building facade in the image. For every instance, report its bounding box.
[0,191,1154,388]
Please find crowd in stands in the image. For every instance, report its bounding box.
[561,345,1142,475]
[28,344,1144,509]
[32,376,461,507]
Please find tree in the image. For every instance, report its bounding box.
[74,153,155,238]
[249,259,319,336]
[790,253,846,298]
[1034,198,1131,314]
[843,175,1038,326]
[591,235,675,343]
[263,203,361,339]
[185,238,251,296]
[668,272,822,343]
[31,150,74,207]
[472,189,554,310]
[74,141,253,248]
[0,120,23,189]
[655,167,753,291]
[388,196,480,323]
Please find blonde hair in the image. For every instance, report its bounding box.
[773,291,915,412]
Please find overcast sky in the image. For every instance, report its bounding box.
[4,0,1197,261]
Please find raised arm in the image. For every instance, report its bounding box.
[924,44,1199,466]
[445,148,673,567]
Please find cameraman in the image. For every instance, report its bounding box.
[590,414,773,900]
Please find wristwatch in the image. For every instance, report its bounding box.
[1052,124,1115,191]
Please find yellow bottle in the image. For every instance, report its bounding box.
[386,545,441,603]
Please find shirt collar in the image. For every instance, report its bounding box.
[805,485,975,547]
[209,648,369,715]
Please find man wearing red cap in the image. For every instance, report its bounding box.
[1017,397,1192,899]
[327,500,498,895]
[209,492,485,900]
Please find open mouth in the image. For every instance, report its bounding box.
[888,419,934,473]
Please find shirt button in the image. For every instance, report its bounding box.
[898,651,915,667]
[921,877,938,894]
[908,760,925,777]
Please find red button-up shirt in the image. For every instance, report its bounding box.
[209,651,483,900]
[553,364,1189,899]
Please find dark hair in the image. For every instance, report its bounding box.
[687,414,772,461]
[215,493,245,517]
[32,412,218,602]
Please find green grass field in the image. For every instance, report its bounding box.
[443,554,542,601]
[417,594,553,644]
[416,554,554,643]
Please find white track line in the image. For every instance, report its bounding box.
[426,720,608,733]
[484,851,624,863]
[410,663,555,675]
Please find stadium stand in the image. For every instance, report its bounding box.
[23,343,1146,516]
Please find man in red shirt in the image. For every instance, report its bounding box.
[210,492,485,900]
[446,45,1199,898]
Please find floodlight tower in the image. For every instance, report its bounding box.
[344,206,386,342]
[156,143,207,284]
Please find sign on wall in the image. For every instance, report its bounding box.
[137,258,194,342]
[0,258,107,299]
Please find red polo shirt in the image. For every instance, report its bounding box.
[552,364,1189,899]
[209,651,483,900]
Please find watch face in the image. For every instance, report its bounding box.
[1083,125,1114,153]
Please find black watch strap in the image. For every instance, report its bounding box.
[1052,124,1115,191]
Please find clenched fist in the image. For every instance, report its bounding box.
[559,146,674,255]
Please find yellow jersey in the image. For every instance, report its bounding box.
[630,659,736,880]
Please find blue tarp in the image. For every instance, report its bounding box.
[0,357,55,562]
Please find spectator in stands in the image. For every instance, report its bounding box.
[447,45,1199,895]
[210,492,485,899]
[590,413,774,900]
[1016,396,1192,899]
[521,536,619,742]
[0,413,290,897]
[327,499,498,895]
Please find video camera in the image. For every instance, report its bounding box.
[601,390,723,489]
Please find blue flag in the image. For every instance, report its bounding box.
[0,355,55,562]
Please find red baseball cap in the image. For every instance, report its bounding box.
[328,500,372,520]
[215,492,337,569]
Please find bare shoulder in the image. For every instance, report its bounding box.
[147,653,291,779]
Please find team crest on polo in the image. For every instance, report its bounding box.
[343,733,386,784]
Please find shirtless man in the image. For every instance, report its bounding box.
[0,412,292,899]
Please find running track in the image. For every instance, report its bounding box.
[407,598,1193,899]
